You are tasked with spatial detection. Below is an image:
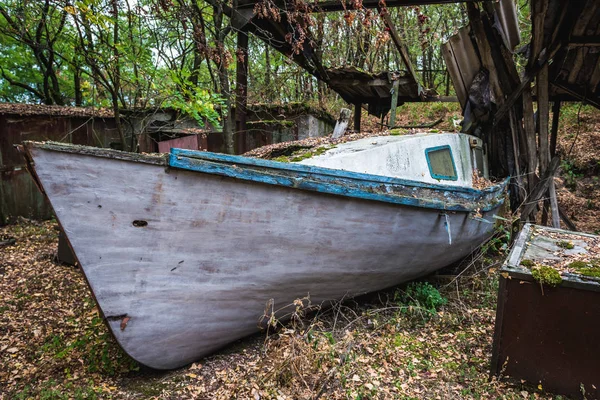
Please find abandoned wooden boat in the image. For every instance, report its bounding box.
[20,132,507,369]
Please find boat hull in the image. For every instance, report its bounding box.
[25,144,504,369]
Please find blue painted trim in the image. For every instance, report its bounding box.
[169,149,508,213]
[425,145,458,181]
[171,148,500,195]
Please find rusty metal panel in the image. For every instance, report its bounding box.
[492,225,600,399]
[0,112,118,222]
[0,167,53,221]
[157,134,199,153]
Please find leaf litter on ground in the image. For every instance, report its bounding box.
[1,218,567,399]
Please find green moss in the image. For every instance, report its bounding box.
[390,128,407,136]
[557,240,575,249]
[569,259,600,278]
[520,259,535,268]
[576,267,600,278]
[531,265,563,287]
[568,261,590,269]
[289,145,334,162]
[272,156,290,163]
[247,119,295,127]
[290,154,312,162]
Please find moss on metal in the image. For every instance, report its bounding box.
[557,240,575,250]
[569,259,600,278]
[531,265,563,287]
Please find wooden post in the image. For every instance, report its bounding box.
[235,27,249,154]
[508,109,523,204]
[389,79,400,128]
[550,101,561,157]
[538,65,550,176]
[520,157,560,223]
[354,103,362,132]
[522,86,538,197]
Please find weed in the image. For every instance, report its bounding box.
[561,159,582,190]
[396,282,447,316]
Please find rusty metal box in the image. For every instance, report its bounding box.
[491,224,600,399]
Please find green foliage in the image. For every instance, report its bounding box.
[561,159,582,191]
[396,282,447,315]
[164,75,225,128]
[531,265,562,287]
[481,219,512,255]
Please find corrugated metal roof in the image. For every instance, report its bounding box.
[442,26,481,108]
[441,0,520,109]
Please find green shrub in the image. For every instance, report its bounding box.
[397,282,447,315]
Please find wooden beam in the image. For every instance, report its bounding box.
[522,85,537,195]
[376,6,419,88]
[508,109,523,204]
[520,156,560,223]
[549,180,560,228]
[492,42,563,125]
[550,101,560,158]
[551,82,600,110]
[559,206,578,231]
[538,64,550,174]
[567,37,600,48]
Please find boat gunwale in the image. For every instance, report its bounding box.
[170,151,508,213]
[172,148,503,195]
[23,141,168,166]
[22,140,508,213]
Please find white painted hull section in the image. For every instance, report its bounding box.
[29,147,499,369]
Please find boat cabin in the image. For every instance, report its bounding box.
[299,132,488,188]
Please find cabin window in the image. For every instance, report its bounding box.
[425,145,458,181]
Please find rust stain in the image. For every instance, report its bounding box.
[151,177,164,205]
[191,219,206,228]
[199,263,221,274]
[120,316,131,331]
